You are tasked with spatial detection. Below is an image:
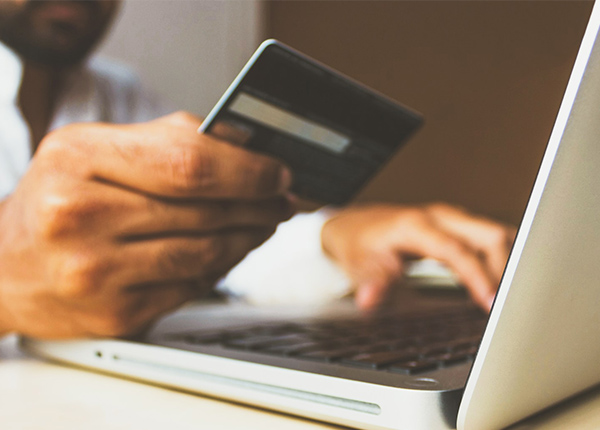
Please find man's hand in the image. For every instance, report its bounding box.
[0,112,294,338]
[321,203,516,311]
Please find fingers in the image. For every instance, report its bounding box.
[40,111,292,200]
[120,196,294,239]
[339,243,403,311]
[426,204,516,281]
[393,214,499,310]
[353,252,403,310]
[356,281,391,311]
[322,204,516,312]
[72,181,294,239]
[112,228,275,289]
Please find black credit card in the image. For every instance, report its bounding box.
[199,40,422,205]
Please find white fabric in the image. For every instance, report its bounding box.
[219,210,351,305]
[0,42,30,200]
[0,43,352,305]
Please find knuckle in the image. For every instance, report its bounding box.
[37,124,88,160]
[37,126,74,155]
[36,132,63,157]
[56,254,108,298]
[167,110,201,127]
[36,193,79,240]
[36,192,100,240]
[395,207,426,228]
[168,144,217,193]
[440,239,470,261]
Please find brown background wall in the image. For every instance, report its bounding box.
[264,1,593,225]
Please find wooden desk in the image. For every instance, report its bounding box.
[3,335,600,430]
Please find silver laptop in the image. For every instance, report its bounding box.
[22,2,600,429]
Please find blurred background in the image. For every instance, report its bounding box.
[98,0,594,225]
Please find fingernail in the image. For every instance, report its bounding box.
[279,167,293,192]
[487,294,496,311]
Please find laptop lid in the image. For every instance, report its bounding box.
[458,1,600,429]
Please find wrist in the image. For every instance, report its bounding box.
[318,207,340,258]
[320,215,344,263]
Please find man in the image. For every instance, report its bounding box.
[0,0,515,339]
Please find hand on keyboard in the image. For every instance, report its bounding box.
[321,203,516,311]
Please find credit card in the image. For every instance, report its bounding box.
[199,40,422,205]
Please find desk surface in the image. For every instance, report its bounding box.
[0,335,341,430]
[3,336,600,430]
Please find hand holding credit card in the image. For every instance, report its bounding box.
[199,40,422,205]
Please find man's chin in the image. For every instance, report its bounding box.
[0,0,117,68]
[2,37,91,67]
[0,19,99,67]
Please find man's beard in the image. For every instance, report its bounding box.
[0,1,114,67]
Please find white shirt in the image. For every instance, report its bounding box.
[0,42,351,305]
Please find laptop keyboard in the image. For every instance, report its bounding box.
[174,307,487,375]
